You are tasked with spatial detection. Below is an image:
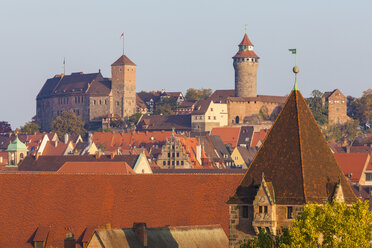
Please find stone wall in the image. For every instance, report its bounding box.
[234,61,258,98]
[89,96,112,121]
[227,100,282,125]
[37,94,89,131]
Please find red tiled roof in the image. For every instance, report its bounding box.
[42,141,69,156]
[0,173,242,247]
[239,33,253,46]
[334,153,370,182]
[57,161,136,175]
[211,127,241,148]
[250,129,269,148]
[233,50,259,58]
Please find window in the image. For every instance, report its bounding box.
[172,153,175,157]
[259,206,263,213]
[242,206,248,218]
[105,99,107,104]
[208,116,211,120]
[366,173,372,181]
[176,161,179,165]
[20,153,24,159]
[181,161,184,166]
[214,116,216,120]
[287,206,293,219]
[163,161,166,166]
[264,206,268,214]
[172,161,175,165]
[168,153,170,157]
[99,100,102,105]
[94,100,96,105]
[211,108,213,111]
[167,161,170,165]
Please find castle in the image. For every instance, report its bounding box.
[36,55,137,130]
[209,33,286,126]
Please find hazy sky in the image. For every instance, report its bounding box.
[1,0,371,129]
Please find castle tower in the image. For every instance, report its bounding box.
[233,33,259,97]
[111,55,137,119]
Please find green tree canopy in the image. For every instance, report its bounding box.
[325,119,361,148]
[348,89,372,130]
[185,88,212,101]
[306,90,328,126]
[50,110,86,139]
[287,201,372,248]
[20,121,40,134]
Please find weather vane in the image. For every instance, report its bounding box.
[289,49,299,90]
[244,24,247,33]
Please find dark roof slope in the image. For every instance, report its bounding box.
[137,115,191,131]
[18,155,140,171]
[209,90,235,103]
[37,72,107,99]
[0,173,242,247]
[111,55,136,66]
[229,89,357,205]
[192,100,211,115]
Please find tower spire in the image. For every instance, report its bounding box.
[289,49,298,90]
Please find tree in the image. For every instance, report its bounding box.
[127,113,142,127]
[50,110,86,139]
[325,119,361,149]
[287,201,372,248]
[240,201,372,248]
[306,90,328,126]
[348,89,372,130]
[153,104,174,115]
[185,88,212,101]
[20,121,40,134]
[0,121,12,132]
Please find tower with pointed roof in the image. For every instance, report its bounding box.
[111,55,137,119]
[227,68,357,246]
[233,33,259,98]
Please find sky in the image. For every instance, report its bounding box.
[0,0,371,129]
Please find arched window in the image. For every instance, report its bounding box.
[235,116,240,124]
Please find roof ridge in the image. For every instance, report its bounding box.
[295,90,307,202]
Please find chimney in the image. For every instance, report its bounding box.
[64,232,75,248]
[196,144,202,165]
[133,223,147,247]
[102,223,111,229]
[95,152,102,159]
[64,133,69,144]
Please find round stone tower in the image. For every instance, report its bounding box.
[233,33,259,97]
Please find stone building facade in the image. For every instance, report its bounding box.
[36,55,136,130]
[191,100,228,132]
[323,89,348,125]
[156,135,193,169]
[227,88,357,247]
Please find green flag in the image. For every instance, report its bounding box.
[289,48,296,54]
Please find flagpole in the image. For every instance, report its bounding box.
[122,34,125,55]
[63,57,66,75]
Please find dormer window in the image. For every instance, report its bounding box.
[34,241,44,248]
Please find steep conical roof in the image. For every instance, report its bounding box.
[111,55,136,66]
[239,33,254,46]
[6,136,28,152]
[228,89,356,205]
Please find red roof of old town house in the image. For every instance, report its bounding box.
[56,161,136,175]
[0,173,242,247]
[250,129,269,148]
[334,153,370,183]
[211,127,241,148]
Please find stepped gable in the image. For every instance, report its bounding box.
[229,89,357,205]
[111,54,136,66]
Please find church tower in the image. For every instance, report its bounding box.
[233,33,259,97]
[111,55,136,119]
